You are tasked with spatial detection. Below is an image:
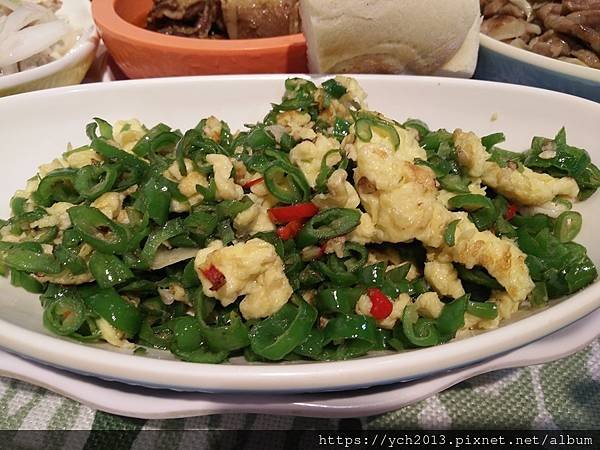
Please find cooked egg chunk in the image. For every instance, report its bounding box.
[195,238,292,319]
[454,130,579,206]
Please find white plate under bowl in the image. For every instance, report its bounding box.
[0,75,599,393]
[475,34,600,102]
[2,309,597,419]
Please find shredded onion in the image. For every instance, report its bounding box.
[0,0,75,75]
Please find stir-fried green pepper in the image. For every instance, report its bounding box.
[87,288,141,338]
[296,208,361,247]
[249,300,317,361]
[68,205,130,255]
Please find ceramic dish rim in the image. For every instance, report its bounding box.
[479,34,600,83]
[0,75,599,393]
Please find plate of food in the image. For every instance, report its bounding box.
[0,0,99,97]
[475,0,600,102]
[0,75,598,393]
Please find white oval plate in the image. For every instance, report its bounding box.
[1,309,597,419]
[0,75,599,393]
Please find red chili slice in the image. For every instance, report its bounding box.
[242,177,264,190]
[367,288,393,320]
[201,265,226,291]
[276,220,305,241]
[268,202,319,224]
[505,203,518,221]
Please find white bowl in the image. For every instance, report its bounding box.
[0,0,99,97]
[0,75,599,393]
[475,34,600,102]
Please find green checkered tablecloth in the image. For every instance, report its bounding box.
[1,339,598,439]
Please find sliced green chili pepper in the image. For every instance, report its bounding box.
[74,165,118,201]
[91,138,149,174]
[355,118,373,142]
[322,79,347,99]
[402,304,441,347]
[341,242,368,273]
[264,162,310,204]
[32,226,58,244]
[316,288,363,314]
[184,211,218,238]
[131,123,172,157]
[0,243,61,274]
[333,118,351,142]
[553,211,582,243]
[481,132,506,151]
[216,197,253,219]
[402,119,429,139]
[88,252,134,289]
[198,312,250,353]
[11,270,45,293]
[54,245,87,275]
[86,117,113,141]
[33,168,81,207]
[437,295,468,342]
[448,194,494,212]
[137,219,186,269]
[466,300,498,319]
[314,150,341,193]
[357,262,385,287]
[355,113,400,150]
[444,219,460,247]
[170,344,229,364]
[10,196,27,216]
[141,176,172,226]
[43,296,86,336]
[87,288,141,337]
[245,127,277,150]
[321,314,378,360]
[456,264,502,290]
[296,208,361,248]
[138,321,173,349]
[528,282,548,308]
[293,328,325,359]
[68,205,129,255]
[249,301,317,361]
[313,260,357,286]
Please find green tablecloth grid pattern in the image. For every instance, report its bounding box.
[0,339,598,441]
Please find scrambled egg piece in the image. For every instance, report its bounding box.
[65,150,102,169]
[30,202,74,230]
[355,293,411,330]
[318,76,369,125]
[38,158,68,178]
[96,317,135,349]
[276,111,316,141]
[424,256,465,299]
[158,283,190,306]
[289,134,342,187]
[312,169,360,209]
[203,116,223,142]
[454,130,579,206]
[233,194,276,236]
[436,218,534,303]
[414,292,445,319]
[112,119,146,153]
[349,126,535,304]
[91,192,125,220]
[163,159,206,212]
[194,239,292,320]
[206,154,243,201]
